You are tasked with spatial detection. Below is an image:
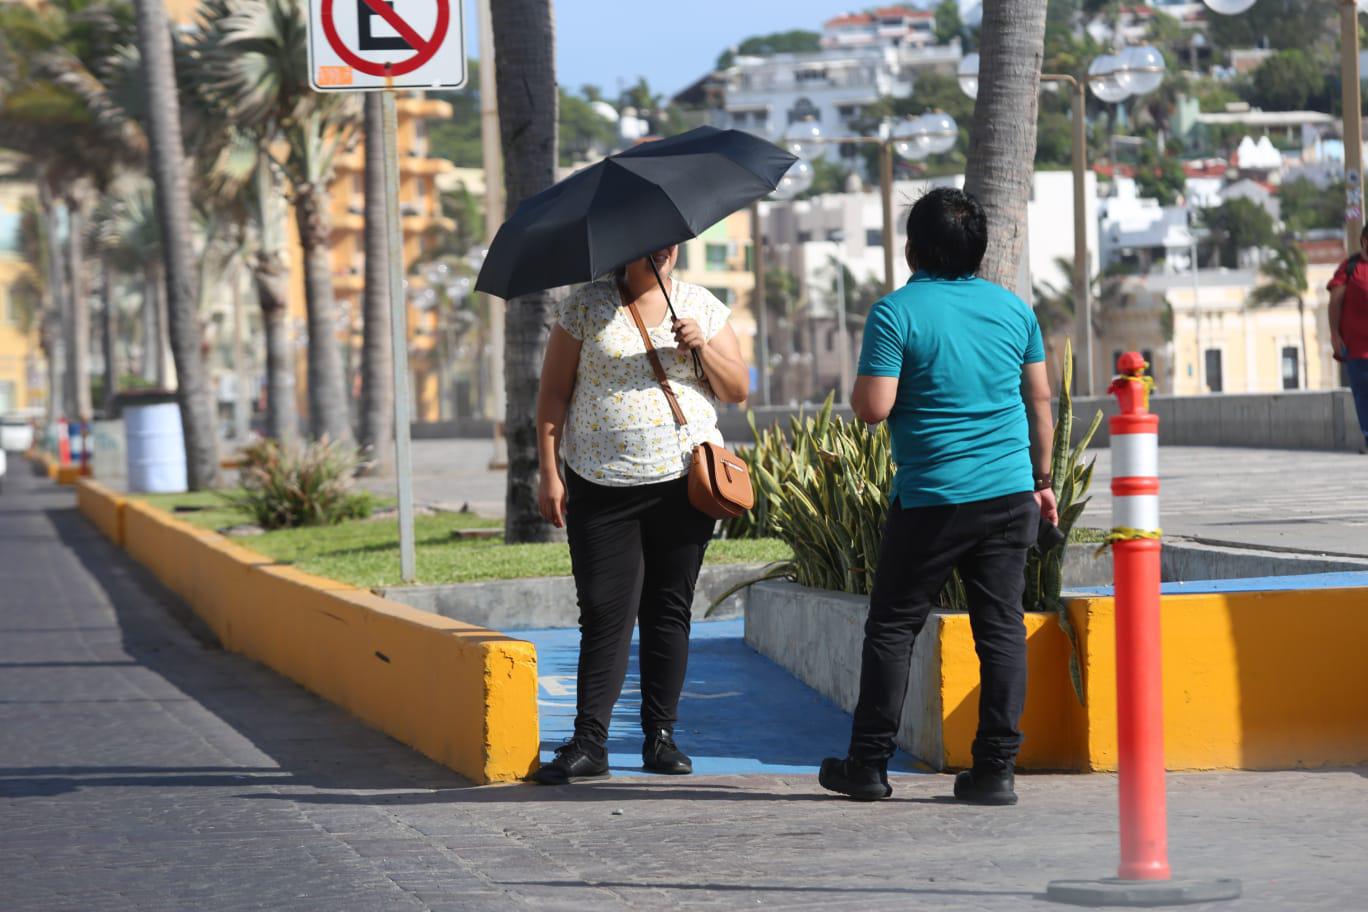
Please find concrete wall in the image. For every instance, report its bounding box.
[413,390,1363,452]
[1071,389,1362,452]
[379,563,767,630]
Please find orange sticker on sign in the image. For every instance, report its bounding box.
[317,66,353,87]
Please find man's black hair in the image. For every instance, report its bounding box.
[905,187,988,279]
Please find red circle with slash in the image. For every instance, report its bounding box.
[321,0,449,77]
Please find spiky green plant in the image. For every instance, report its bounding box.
[222,439,374,530]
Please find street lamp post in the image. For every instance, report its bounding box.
[959,47,1165,396]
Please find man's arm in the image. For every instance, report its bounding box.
[1022,360,1058,524]
[851,376,899,424]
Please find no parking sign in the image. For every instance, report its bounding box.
[306,0,467,91]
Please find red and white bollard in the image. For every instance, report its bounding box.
[56,417,71,466]
[1108,352,1168,882]
[1047,352,1239,907]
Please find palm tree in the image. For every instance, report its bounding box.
[1249,241,1311,390]
[97,184,167,386]
[196,0,359,444]
[962,0,1050,289]
[491,0,562,543]
[130,0,221,487]
[358,94,393,474]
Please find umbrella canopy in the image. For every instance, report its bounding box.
[475,127,796,300]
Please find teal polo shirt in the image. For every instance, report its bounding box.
[857,271,1044,508]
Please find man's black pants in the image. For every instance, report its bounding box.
[850,491,1038,768]
[565,470,716,749]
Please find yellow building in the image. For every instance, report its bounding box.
[674,210,757,383]
[1096,263,1338,397]
[0,157,42,415]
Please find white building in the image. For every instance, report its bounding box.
[822,6,937,49]
[762,171,1101,320]
[1099,178,1192,273]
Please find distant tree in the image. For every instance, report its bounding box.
[1035,110,1074,169]
[1249,241,1310,388]
[1200,198,1277,269]
[934,0,963,45]
[429,61,484,168]
[716,30,821,68]
[559,90,618,165]
[1245,50,1327,112]
[1134,144,1187,206]
[796,157,854,200]
[1205,0,1336,54]
[1280,178,1344,234]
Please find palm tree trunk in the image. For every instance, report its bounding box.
[295,183,354,443]
[962,0,1049,289]
[253,250,298,445]
[101,251,118,415]
[141,263,158,382]
[38,184,67,422]
[41,311,61,426]
[132,0,220,488]
[154,263,172,388]
[358,94,394,474]
[65,193,93,422]
[492,0,563,543]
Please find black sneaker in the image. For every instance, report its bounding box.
[818,756,891,801]
[953,764,1018,805]
[531,740,610,785]
[642,728,692,775]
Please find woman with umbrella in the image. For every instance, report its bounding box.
[532,245,747,783]
[476,128,795,784]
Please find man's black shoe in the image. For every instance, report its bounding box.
[531,740,609,785]
[953,765,1018,805]
[818,756,891,801]
[642,728,692,774]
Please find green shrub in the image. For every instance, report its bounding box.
[222,439,375,530]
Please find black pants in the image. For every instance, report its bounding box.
[565,470,716,749]
[850,491,1038,768]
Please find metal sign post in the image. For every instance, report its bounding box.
[382,87,416,583]
[307,0,467,583]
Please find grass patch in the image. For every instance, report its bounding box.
[129,491,791,588]
[1069,526,1108,544]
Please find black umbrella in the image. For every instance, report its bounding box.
[475,126,797,301]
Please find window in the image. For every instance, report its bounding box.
[706,287,735,306]
[676,243,689,270]
[797,231,813,244]
[1204,349,1223,393]
[1281,346,1300,390]
[837,104,861,121]
[705,243,728,271]
[744,243,754,272]
[787,97,821,125]
[866,229,883,247]
[0,380,14,414]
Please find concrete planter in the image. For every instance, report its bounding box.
[745,573,1368,773]
[380,562,769,630]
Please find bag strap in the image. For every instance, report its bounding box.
[624,296,689,428]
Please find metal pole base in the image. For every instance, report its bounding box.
[1046,878,1241,907]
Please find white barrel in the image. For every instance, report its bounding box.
[124,402,187,493]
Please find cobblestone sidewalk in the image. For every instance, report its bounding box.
[2,467,1365,911]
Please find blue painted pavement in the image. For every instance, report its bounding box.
[1070,570,1368,597]
[526,618,921,777]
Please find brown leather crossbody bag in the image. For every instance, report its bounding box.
[623,296,755,520]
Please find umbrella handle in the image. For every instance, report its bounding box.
[646,253,706,381]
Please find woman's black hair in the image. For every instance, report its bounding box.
[905,187,988,279]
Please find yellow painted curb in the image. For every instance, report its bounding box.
[80,491,540,784]
[75,479,126,547]
[936,592,1368,772]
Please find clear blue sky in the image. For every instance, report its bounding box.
[461,0,898,98]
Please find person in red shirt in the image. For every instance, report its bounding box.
[1327,224,1368,452]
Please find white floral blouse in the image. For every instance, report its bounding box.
[558,278,731,486]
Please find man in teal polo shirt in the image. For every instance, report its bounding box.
[820,187,1059,804]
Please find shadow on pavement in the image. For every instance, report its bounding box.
[493,879,1041,901]
[41,503,470,796]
